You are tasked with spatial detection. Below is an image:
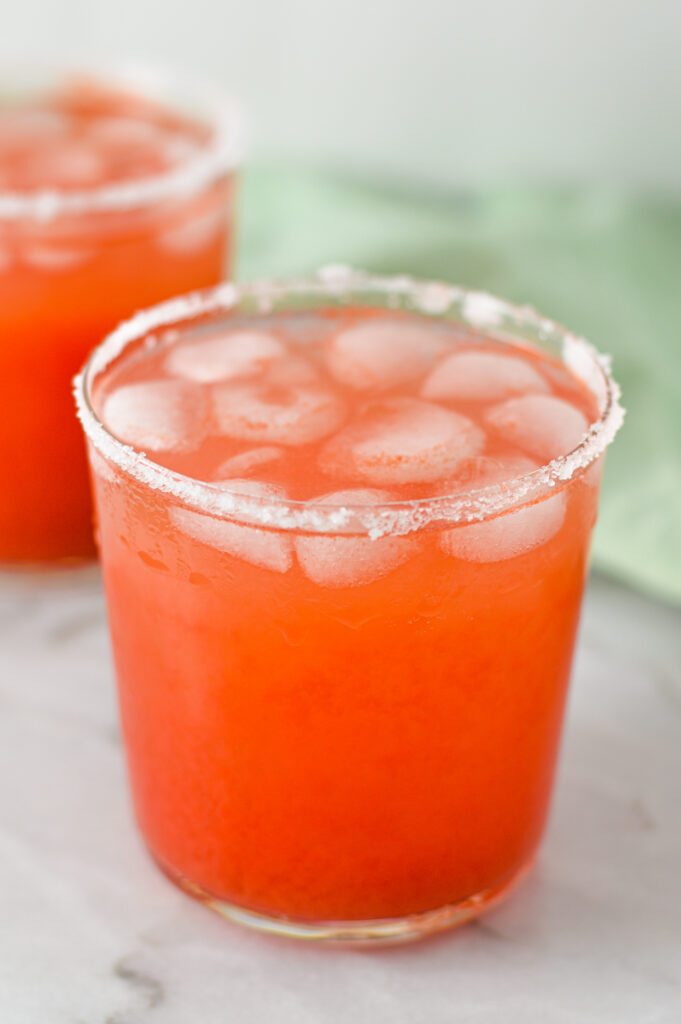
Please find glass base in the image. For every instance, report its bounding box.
[163,861,532,945]
[0,553,97,574]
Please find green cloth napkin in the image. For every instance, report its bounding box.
[238,166,681,605]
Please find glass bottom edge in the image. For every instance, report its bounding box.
[160,860,533,945]
[0,553,98,574]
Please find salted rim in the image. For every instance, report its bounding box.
[73,267,624,538]
[0,63,244,222]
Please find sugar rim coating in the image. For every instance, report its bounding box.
[0,63,244,222]
[74,267,624,539]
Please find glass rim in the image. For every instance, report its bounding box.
[74,266,625,538]
[0,61,245,222]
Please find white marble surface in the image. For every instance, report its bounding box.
[0,567,679,1023]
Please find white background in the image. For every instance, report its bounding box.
[2,0,680,192]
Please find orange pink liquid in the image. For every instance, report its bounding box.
[90,308,601,924]
[0,82,235,563]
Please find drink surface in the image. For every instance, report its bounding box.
[0,79,235,563]
[0,85,205,192]
[95,306,599,526]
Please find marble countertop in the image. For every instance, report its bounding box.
[1,567,679,1023]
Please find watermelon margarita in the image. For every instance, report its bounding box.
[75,270,623,942]
[0,67,242,564]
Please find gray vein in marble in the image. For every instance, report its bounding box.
[107,958,165,1023]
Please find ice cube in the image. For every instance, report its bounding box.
[170,479,293,572]
[22,141,105,188]
[212,376,345,446]
[295,489,417,587]
[326,319,447,390]
[440,490,566,562]
[439,455,566,562]
[22,244,95,272]
[84,117,179,178]
[439,454,539,495]
[101,379,208,453]
[0,109,67,152]
[212,446,283,479]
[156,207,225,256]
[85,116,165,150]
[485,394,589,461]
[421,350,549,403]
[263,354,320,387]
[156,133,202,168]
[319,397,485,485]
[165,330,285,383]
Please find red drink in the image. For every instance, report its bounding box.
[75,272,623,942]
[0,68,242,563]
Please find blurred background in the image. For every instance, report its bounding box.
[3,0,680,601]
[3,0,681,192]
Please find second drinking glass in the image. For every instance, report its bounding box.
[0,65,243,564]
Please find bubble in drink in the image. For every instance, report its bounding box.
[485,394,589,461]
[421,350,550,403]
[102,379,208,452]
[295,489,417,587]
[326,319,447,390]
[166,330,285,383]
[320,397,485,485]
[439,456,566,562]
[171,479,293,572]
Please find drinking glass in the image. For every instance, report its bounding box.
[75,270,623,942]
[0,65,243,563]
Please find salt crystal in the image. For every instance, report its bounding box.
[462,292,507,329]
